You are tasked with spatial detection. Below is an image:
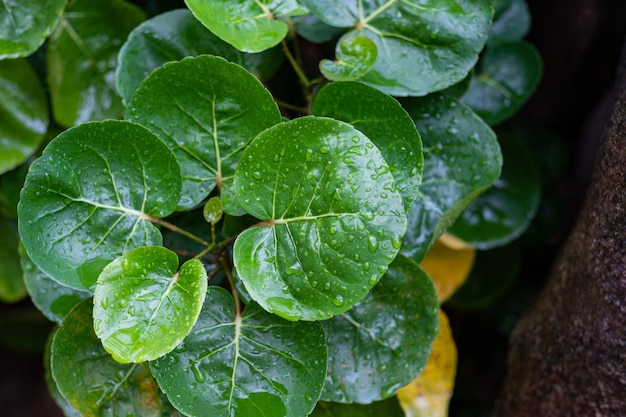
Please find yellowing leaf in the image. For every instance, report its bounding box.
[397,311,457,417]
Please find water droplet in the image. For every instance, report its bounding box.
[332,295,344,307]
[323,282,331,291]
[361,212,375,221]
[252,171,262,180]
[367,235,379,252]
[281,285,290,294]
[391,236,402,249]
[121,259,130,271]
[190,362,206,383]
[368,275,378,286]
[100,297,109,309]
[320,145,330,154]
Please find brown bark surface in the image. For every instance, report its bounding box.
[497,39,626,416]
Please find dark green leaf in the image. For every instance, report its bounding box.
[300,0,494,96]
[47,0,145,127]
[233,116,407,321]
[312,81,423,212]
[44,330,81,417]
[204,197,224,225]
[116,8,282,104]
[320,35,377,81]
[400,94,502,262]
[461,41,542,126]
[93,246,207,363]
[0,216,26,303]
[0,0,66,58]
[321,255,438,403]
[184,0,308,52]
[311,397,405,417]
[488,0,530,46]
[0,59,48,174]
[0,159,30,218]
[448,134,541,248]
[126,55,282,212]
[51,300,176,416]
[151,286,327,417]
[18,120,182,292]
[294,14,345,43]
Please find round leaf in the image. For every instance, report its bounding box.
[312,81,423,212]
[233,116,407,321]
[204,197,224,225]
[18,120,182,292]
[93,246,207,363]
[294,13,345,43]
[126,55,282,212]
[0,216,26,303]
[311,398,405,417]
[0,58,48,174]
[151,286,327,417]
[321,255,439,404]
[320,35,377,81]
[488,0,530,46]
[0,0,66,59]
[116,8,282,104]
[184,0,308,52]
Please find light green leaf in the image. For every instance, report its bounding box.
[126,55,282,212]
[0,0,66,58]
[0,216,26,303]
[0,59,48,174]
[320,35,377,81]
[47,0,145,127]
[50,300,177,416]
[18,120,182,292]
[461,41,542,126]
[151,286,327,417]
[488,0,530,46]
[233,116,407,321]
[311,398,405,417]
[300,0,494,96]
[312,81,423,212]
[93,246,207,363]
[204,197,224,225]
[184,0,308,52]
[321,255,439,403]
[400,94,502,262]
[116,8,282,104]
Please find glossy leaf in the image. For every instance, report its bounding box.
[0,0,66,58]
[44,330,81,417]
[151,286,327,417]
[0,216,26,303]
[488,0,530,46]
[126,55,282,212]
[294,13,345,43]
[18,120,182,292]
[47,0,145,127]
[312,81,423,212]
[320,254,439,403]
[0,59,48,174]
[204,197,224,225]
[448,134,541,249]
[300,0,493,96]
[461,41,542,126]
[51,300,176,416]
[93,246,207,363]
[116,9,282,104]
[320,35,377,81]
[400,94,502,262]
[311,397,405,417]
[233,116,407,321]
[184,0,308,52]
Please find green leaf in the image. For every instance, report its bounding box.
[0,0,66,59]
[204,197,224,225]
[50,300,176,416]
[447,134,540,248]
[0,59,49,174]
[312,81,423,212]
[93,246,207,363]
[488,0,530,46]
[321,255,439,403]
[461,41,542,126]
[400,94,502,262]
[184,0,308,53]
[47,0,145,127]
[126,55,282,212]
[0,216,26,303]
[233,116,407,321]
[151,286,327,417]
[18,120,182,292]
[300,0,494,96]
[116,8,282,105]
[294,13,345,43]
[320,35,377,81]
[1,159,30,218]
[44,331,81,417]
[311,398,405,417]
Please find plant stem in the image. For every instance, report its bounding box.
[275,98,309,113]
[146,215,210,247]
[281,39,310,88]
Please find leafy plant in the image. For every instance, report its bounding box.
[0,0,543,416]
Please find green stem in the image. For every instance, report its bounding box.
[281,39,311,88]
[275,98,309,113]
[146,215,210,247]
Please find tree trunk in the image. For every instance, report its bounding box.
[497,38,626,416]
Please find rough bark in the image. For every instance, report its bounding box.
[497,39,626,416]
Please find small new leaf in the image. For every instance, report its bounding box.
[320,35,378,81]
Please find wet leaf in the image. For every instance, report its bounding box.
[294,13,345,43]
[151,286,327,417]
[203,197,224,225]
[488,0,530,46]
[116,9,282,104]
[320,35,377,81]
[18,120,182,292]
[47,0,145,127]
[0,0,66,59]
[312,81,423,212]
[233,116,407,321]
[400,94,502,263]
[184,0,308,52]
[0,59,48,174]
[126,55,281,212]
[321,254,439,403]
[93,246,207,363]
[0,216,26,303]
[44,331,81,417]
[311,397,405,416]
[300,0,493,96]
